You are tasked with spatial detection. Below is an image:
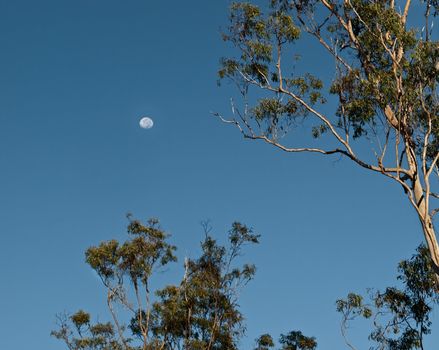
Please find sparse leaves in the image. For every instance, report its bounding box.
[218,0,439,282]
[279,330,317,350]
[337,245,439,350]
[53,219,258,350]
[255,333,275,350]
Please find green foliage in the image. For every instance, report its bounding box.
[147,222,260,350]
[279,331,317,350]
[85,216,177,289]
[219,0,438,161]
[406,41,439,159]
[71,310,91,330]
[252,330,317,350]
[85,239,119,281]
[254,333,275,350]
[53,219,259,350]
[218,0,439,289]
[219,1,302,87]
[336,293,373,318]
[336,245,439,350]
[53,214,437,350]
[51,313,124,350]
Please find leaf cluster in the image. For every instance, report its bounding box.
[219,0,438,158]
[51,311,124,350]
[85,217,177,289]
[146,222,260,350]
[53,219,260,350]
[253,330,317,350]
[336,245,439,350]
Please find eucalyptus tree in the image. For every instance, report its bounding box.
[52,217,437,349]
[335,245,438,350]
[249,245,438,350]
[217,0,439,280]
[253,331,317,350]
[51,218,260,350]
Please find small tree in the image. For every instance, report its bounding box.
[144,222,260,350]
[278,331,318,350]
[254,334,276,350]
[52,218,259,350]
[51,311,124,350]
[253,331,317,350]
[336,245,438,350]
[52,217,437,349]
[83,216,177,349]
[249,245,437,350]
[217,0,439,281]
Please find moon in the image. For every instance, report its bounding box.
[139,117,154,129]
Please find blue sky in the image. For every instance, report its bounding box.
[0,1,437,349]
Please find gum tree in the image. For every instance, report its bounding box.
[52,218,260,350]
[336,245,438,350]
[250,245,438,350]
[52,217,437,349]
[217,0,439,281]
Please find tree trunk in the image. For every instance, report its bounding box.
[412,176,439,284]
[418,215,439,274]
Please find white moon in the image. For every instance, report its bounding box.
[139,117,154,129]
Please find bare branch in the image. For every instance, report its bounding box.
[402,0,412,25]
[107,291,130,350]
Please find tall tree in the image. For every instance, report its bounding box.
[217,0,439,281]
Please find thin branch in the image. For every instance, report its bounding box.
[340,314,360,350]
[402,0,412,25]
[107,291,130,350]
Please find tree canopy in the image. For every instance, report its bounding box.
[52,218,438,350]
[217,0,439,281]
[52,218,260,350]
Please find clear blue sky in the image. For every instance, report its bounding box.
[0,1,436,349]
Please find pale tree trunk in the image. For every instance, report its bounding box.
[415,187,439,274]
[218,0,439,289]
[412,177,439,277]
[421,223,439,276]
